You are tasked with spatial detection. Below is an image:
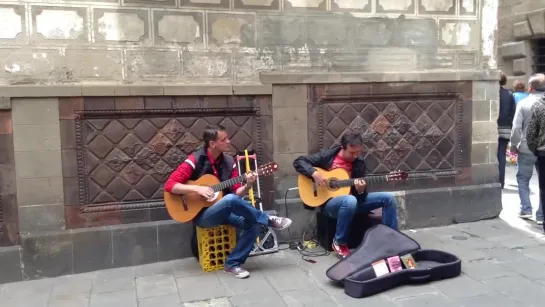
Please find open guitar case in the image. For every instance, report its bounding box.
[326,224,462,298]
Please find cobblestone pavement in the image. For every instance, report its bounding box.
[2,165,545,307]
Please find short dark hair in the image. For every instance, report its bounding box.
[499,72,507,86]
[203,125,226,148]
[340,132,363,149]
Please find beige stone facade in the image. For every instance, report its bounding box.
[498,0,545,84]
[0,0,491,85]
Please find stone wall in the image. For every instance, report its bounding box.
[0,0,488,85]
[0,71,502,283]
[498,0,545,83]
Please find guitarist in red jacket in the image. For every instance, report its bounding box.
[164,124,292,279]
[293,132,398,259]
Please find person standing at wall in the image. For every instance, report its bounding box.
[527,84,545,232]
[498,72,517,189]
[510,74,545,224]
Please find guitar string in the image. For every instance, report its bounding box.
[328,171,457,188]
[211,165,274,192]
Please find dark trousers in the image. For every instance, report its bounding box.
[538,156,545,231]
[498,138,509,188]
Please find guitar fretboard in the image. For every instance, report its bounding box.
[211,175,247,192]
[328,170,458,188]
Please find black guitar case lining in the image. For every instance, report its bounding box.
[325,224,462,298]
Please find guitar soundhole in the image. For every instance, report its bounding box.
[327,177,340,191]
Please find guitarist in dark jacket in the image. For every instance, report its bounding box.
[293,133,398,258]
[164,124,292,279]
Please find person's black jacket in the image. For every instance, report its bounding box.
[293,146,368,208]
[498,86,516,128]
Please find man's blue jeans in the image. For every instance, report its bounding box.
[193,194,269,269]
[321,192,398,245]
[498,138,509,188]
[517,153,543,219]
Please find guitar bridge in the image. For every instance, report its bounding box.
[180,195,189,211]
[312,181,318,197]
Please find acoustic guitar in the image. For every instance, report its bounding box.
[164,161,278,223]
[297,167,408,208]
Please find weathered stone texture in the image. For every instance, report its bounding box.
[498,1,545,80]
[11,98,65,233]
[0,0,483,84]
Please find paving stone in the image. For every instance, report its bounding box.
[486,234,542,249]
[393,293,456,307]
[176,273,230,302]
[336,294,398,307]
[172,259,207,278]
[457,293,519,307]
[216,269,276,295]
[433,274,495,300]
[482,275,545,305]
[462,260,519,280]
[382,284,439,300]
[430,241,491,262]
[478,247,530,263]
[50,273,94,296]
[89,289,137,307]
[184,297,232,307]
[133,260,179,278]
[136,274,178,299]
[280,288,337,307]
[92,276,134,294]
[500,258,545,279]
[518,245,545,262]
[47,293,89,307]
[263,265,319,292]
[229,291,286,307]
[1,294,50,307]
[138,293,181,307]
[0,278,54,298]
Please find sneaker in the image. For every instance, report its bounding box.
[268,216,292,230]
[518,211,532,219]
[332,240,350,259]
[224,267,250,279]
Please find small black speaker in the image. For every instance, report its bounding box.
[316,211,381,251]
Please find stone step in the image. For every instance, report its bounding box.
[0,245,22,284]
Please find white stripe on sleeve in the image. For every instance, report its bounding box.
[185,159,196,169]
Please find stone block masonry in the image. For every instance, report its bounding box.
[0,0,488,85]
[0,71,503,284]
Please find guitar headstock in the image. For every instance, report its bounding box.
[256,162,279,176]
[386,170,409,181]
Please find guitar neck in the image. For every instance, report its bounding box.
[211,174,248,192]
[331,174,390,188]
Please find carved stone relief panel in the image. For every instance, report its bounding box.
[75,108,261,208]
[307,82,472,190]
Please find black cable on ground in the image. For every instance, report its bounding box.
[277,188,330,262]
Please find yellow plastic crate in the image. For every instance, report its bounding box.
[196,225,237,272]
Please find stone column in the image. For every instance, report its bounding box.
[12,98,65,233]
[271,85,308,188]
[471,80,501,184]
[0,100,19,246]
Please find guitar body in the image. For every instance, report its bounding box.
[164,174,224,223]
[298,167,352,208]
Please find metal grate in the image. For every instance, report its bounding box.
[535,39,545,74]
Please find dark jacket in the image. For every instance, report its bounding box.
[527,94,545,156]
[293,146,368,208]
[190,148,235,195]
[498,87,516,139]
